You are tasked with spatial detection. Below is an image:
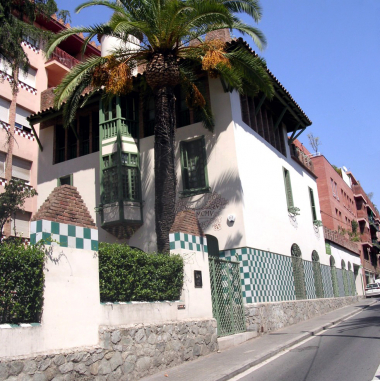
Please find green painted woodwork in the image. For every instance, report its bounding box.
[99,95,143,235]
[209,256,246,337]
[325,242,332,255]
[283,168,294,210]
[254,93,266,116]
[309,187,317,222]
[291,244,307,300]
[180,136,210,196]
[312,251,324,298]
[273,105,288,131]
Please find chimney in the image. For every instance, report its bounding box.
[205,29,231,43]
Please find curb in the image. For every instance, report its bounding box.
[217,300,377,381]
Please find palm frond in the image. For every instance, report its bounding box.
[54,56,107,108]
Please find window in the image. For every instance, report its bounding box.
[177,87,190,128]
[309,187,317,222]
[15,106,32,132]
[79,115,90,156]
[0,97,10,123]
[144,97,155,137]
[10,211,31,238]
[283,168,294,210]
[58,175,72,186]
[0,152,5,178]
[54,110,99,164]
[12,156,31,182]
[180,137,209,196]
[102,152,140,204]
[23,34,40,49]
[19,66,37,88]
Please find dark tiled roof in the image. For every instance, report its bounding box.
[228,38,312,126]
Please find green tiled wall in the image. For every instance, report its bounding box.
[30,220,98,250]
[169,232,208,253]
[220,248,296,303]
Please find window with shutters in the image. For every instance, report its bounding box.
[15,106,32,132]
[309,187,317,222]
[10,211,31,238]
[19,66,37,88]
[0,97,10,124]
[102,152,140,204]
[0,152,5,179]
[283,168,294,211]
[180,137,209,196]
[12,156,31,183]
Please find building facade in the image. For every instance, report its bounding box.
[0,13,100,239]
[30,36,360,338]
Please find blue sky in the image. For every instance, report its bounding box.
[56,0,380,207]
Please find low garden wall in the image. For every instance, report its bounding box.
[245,295,361,334]
[0,318,218,381]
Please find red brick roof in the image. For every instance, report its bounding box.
[170,210,204,236]
[32,185,96,229]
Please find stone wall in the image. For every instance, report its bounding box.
[0,319,217,381]
[245,296,361,334]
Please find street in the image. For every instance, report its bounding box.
[232,300,380,381]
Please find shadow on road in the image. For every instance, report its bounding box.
[316,301,380,339]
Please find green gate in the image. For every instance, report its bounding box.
[209,257,246,337]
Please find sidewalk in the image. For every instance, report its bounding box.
[142,298,377,381]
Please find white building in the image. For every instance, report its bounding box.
[30,37,359,327]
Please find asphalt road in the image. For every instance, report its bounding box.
[234,300,380,381]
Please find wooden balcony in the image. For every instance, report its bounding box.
[45,47,80,87]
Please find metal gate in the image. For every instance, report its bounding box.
[208,257,246,337]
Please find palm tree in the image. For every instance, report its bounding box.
[46,0,274,252]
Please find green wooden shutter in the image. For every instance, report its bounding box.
[309,187,317,221]
[283,168,294,209]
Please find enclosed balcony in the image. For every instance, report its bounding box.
[45,47,80,87]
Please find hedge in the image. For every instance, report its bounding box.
[99,243,184,302]
[0,241,45,324]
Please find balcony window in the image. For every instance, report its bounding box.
[180,136,209,196]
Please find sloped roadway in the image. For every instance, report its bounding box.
[233,299,380,381]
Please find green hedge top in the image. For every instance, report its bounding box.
[99,243,184,303]
[0,241,45,324]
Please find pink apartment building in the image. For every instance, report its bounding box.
[0,13,100,239]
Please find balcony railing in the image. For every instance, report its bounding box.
[290,143,315,175]
[46,47,80,70]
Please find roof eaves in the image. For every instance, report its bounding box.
[229,38,312,127]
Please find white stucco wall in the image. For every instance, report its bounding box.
[328,241,363,295]
[229,91,327,263]
[0,246,100,358]
[129,78,246,252]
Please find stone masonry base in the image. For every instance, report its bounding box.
[0,318,218,381]
[245,296,361,334]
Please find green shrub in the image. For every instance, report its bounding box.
[99,243,184,302]
[0,241,45,324]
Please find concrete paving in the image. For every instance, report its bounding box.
[141,298,377,381]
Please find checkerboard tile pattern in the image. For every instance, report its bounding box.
[220,248,296,304]
[0,71,37,94]
[0,121,35,141]
[169,232,208,253]
[30,219,98,250]
[336,269,345,297]
[320,264,334,298]
[303,260,316,299]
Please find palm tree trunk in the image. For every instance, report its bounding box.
[154,86,177,253]
[3,67,18,238]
